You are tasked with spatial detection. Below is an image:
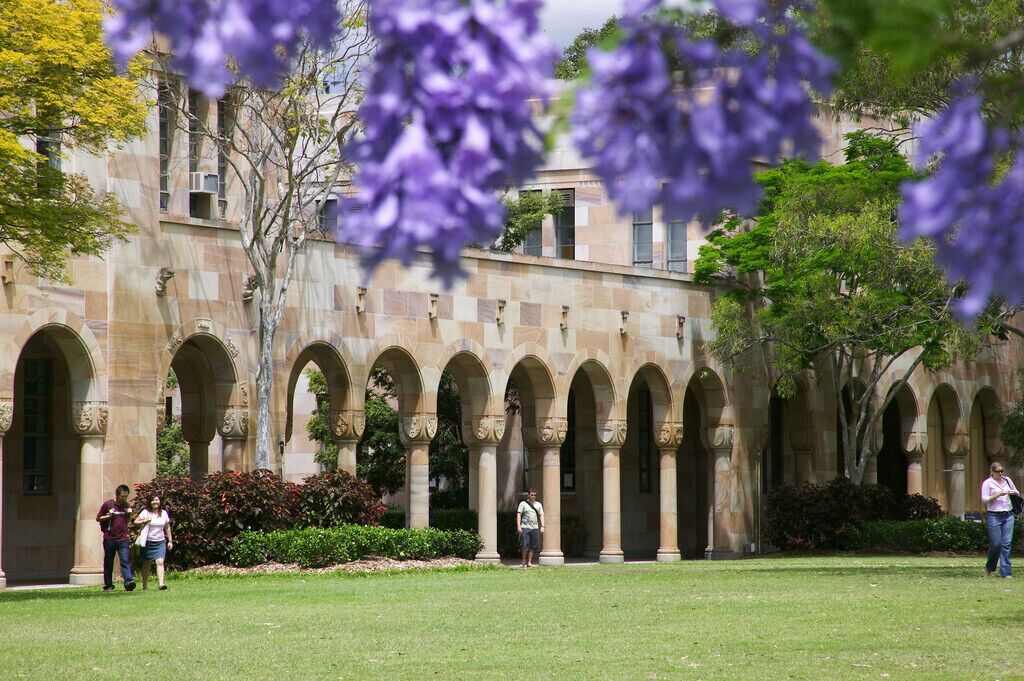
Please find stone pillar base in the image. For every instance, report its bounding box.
[704,549,742,561]
[69,571,104,586]
[656,550,681,562]
[598,551,624,564]
[0,573,6,590]
[538,552,564,566]
[474,552,501,565]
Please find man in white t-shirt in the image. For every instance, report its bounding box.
[516,489,544,568]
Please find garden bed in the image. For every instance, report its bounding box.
[189,557,475,575]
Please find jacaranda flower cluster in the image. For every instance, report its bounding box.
[337,0,556,285]
[572,0,835,224]
[104,0,340,97]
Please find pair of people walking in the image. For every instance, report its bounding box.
[96,487,173,591]
[983,462,1019,578]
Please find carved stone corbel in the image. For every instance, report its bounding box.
[0,398,13,434]
[72,401,109,437]
[400,413,438,444]
[331,409,366,441]
[655,421,684,447]
[155,267,174,296]
[597,419,628,447]
[218,406,249,439]
[463,415,507,445]
[707,425,734,453]
[522,417,568,449]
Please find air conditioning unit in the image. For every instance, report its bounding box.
[189,172,219,194]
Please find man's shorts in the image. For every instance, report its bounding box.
[520,528,541,551]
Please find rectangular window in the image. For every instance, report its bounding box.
[158,80,175,212]
[521,189,543,256]
[318,198,338,233]
[555,189,575,260]
[667,220,687,272]
[35,133,61,172]
[560,390,576,491]
[633,209,653,268]
[216,96,232,218]
[638,388,654,493]
[22,359,52,495]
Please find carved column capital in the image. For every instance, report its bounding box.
[400,413,437,445]
[331,409,365,441]
[707,426,734,453]
[463,415,506,445]
[597,419,628,447]
[655,421,684,448]
[72,401,109,437]
[523,417,568,448]
[0,397,12,434]
[218,406,249,440]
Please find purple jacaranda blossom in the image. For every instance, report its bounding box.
[339,0,556,285]
[104,0,340,97]
[572,0,835,224]
[899,91,1024,317]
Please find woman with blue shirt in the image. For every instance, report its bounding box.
[981,462,1018,578]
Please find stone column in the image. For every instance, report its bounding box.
[907,454,923,495]
[863,453,878,485]
[219,406,248,471]
[69,401,108,586]
[706,427,735,560]
[0,398,11,588]
[523,417,568,566]
[463,415,505,563]
[655,422,684,562]
[597,419,627,564]
[187,441,209,480]
[331,409,364,476]
[949,454,966,518]
[468,447,479,512]
[400,414,436,529]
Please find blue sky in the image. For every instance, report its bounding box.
[540,0,620,49]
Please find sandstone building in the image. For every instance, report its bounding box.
[0,85,1017,587]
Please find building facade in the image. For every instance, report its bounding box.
[0,86,1016,587]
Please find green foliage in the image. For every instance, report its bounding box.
[999,370,1024,468]
[695,133,972,481]
[360,393,406,494]
[848,518,1024,553]
[0,0,147,282]
[228,525,484,568]
[303,368,338,471]
[555,16,620,80]
[764,478,944,551]
[815,0,1024,129]
[432,508,477,531]
[493,190,563,252]
[155,417,189,477]
[429,372,469,498]
[381,507,405,529]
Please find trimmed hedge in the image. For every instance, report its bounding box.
[764,478,944,551]
[228,525,484,568]
[849,518,1024,553]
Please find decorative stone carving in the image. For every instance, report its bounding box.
[196,318,213,333]
[463,415,507,444]
[155,267,175,296]
[597,419,628,447]
[707,425,734,452]
[242,275,258,303]
[238,383,249,407]
[0,398,13,433]
[331,409,365,440]
[218,407,249,439]
[72,401,109,436]
[655,422,684,447]
[401,413,438,443]
[166,329,184,353]
[225,335,239,358]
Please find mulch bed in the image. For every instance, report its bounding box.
[187,557,475,575]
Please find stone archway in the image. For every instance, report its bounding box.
[968,388,1001,514]
[924,384,962,513]
[1,316,107,587]
[877,382,918,495]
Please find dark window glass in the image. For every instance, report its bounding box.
[521,189,543,256]
[560,390,576,491]
[158,80,176,211]
[668,220,687,272]
[638,388,654,493]
[633,209,653,268]
[22,359,52,495]
[188,90,201,174]
[555,189,575,260]
[216,97,232,218]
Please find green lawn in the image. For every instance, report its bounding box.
[1,556,1020,680]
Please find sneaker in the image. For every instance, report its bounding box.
[1003,575,1013,579]
[124,580,136,592]
[159,584,168,590]
[103,586,115,592]
[985,569,993,577]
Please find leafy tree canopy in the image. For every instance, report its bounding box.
[0,0,148,282]
[493,190,563,253]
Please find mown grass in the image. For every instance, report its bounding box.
[1,556,1021,680]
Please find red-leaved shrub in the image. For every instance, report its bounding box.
[296,470,385,528]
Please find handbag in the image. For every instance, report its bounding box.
[1011,492,1023,516]
[134,512,150,548]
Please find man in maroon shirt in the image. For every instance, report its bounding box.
[96,484,136,592]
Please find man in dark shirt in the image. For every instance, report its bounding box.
[96,484,136,592]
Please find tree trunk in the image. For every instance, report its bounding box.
[255,299,276,470]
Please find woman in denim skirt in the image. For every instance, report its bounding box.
[134,494,174,590]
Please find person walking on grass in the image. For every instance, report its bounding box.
[516,488,544,568]
[96,484,136,592]
[982,461,1019,578]
[134,494,173,590]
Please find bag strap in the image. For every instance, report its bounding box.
[524,500,540,526]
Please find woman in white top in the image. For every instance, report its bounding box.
[134,494,173,590]
[981,462,1018,578]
